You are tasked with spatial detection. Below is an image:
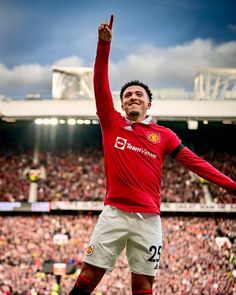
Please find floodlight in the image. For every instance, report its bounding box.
[35,119,43,125]
[77,119,84,124]
[92,120,99,125]
[68,119,76,125]
[83,120,91,125]
[43,118,50,125]
[50,118,58,125]
[187,120,198,130]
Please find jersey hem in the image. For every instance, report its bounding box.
[104,201,160,214]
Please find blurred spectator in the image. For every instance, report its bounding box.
[0,152,30,202]
[202,152,236,204]
[0,150,235,203]
[160,158,205,203]
[0,215,235,294]
[37,149,105,202]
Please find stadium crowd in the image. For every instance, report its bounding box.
[160,157,205,203]
[37,150,106,202]
[0,149,235,203]
[203,152,236,204]
[0,152,30,202]
[0,214,235,294]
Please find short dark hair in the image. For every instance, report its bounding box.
[120,80,153,102]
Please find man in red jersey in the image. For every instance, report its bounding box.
[69,15,236,295]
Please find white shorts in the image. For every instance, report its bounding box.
[83,205,163,276]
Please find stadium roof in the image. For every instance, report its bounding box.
[0,98,236,121]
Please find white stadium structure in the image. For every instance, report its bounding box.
[0,67,236,294]
[0,66,235,213]
[0,67,236,123]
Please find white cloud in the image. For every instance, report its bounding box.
[54,56,84,67]
[0,39,235,98]
[0,56,84,98]
[110,39,236,90]
[0,63,51,97]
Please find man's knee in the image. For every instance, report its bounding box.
[80,262,106,284]
[69,262,106,295]
[131,273,154,293]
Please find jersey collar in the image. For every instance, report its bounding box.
[125,115,153,125]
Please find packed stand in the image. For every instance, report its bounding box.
[37,149,106,202]
[160,158,205,203]
[29,150,205,203]
[1,150,235,203]
[0,215,235,294]
[0,151,30,202]
[202,152,236,204]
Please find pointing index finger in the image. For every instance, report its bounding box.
[108,14,114,30]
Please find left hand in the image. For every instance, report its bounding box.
[98,14,114,41]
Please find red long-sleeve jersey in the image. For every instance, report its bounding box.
[94,39,236,213]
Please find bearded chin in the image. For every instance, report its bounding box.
[128,111,140,116]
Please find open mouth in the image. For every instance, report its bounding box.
[129,102,140,106]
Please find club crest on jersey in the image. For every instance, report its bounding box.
[86,245,94,256]
[147,132,160,144]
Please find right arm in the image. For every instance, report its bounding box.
[94,15,116,125]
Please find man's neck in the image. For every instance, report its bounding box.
[126,115,152,125]
[126,114,146,123]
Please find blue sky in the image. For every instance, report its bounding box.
[0,0,236,98]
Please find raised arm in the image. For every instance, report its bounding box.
[175,147,236,195]
[98,14,113,42]
[94,15,116,125]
